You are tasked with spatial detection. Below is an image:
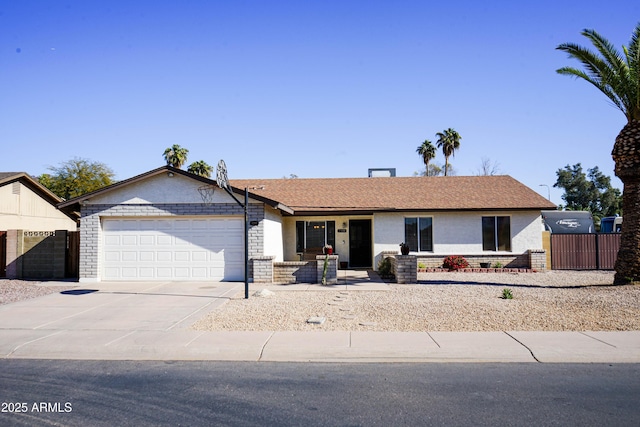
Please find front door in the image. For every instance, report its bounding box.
[349,219,372,268]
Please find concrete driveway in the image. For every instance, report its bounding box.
[0,281,241,331]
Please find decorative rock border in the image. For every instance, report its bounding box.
[419,268,535,273]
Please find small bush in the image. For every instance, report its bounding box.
[418,262,426,269]
[494,261,504,269]
[442,255,469,271]
[501,288,513,299]
[378,257,394,279]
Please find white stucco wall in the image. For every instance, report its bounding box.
[0,182,77,231]
[263,207,284,261]
[373,210,543,257]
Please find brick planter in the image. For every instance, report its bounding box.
[316,255,338,285]
[394,255,417,284]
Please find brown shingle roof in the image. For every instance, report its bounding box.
[230,175,556,214]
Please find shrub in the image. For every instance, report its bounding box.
[442,255,469,271]
[501,288,513,299]
[378,257,394,279]
[418,262,426,269]
[494,261,504,268]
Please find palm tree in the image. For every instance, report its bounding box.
[557,23,640,285]
[187,160,213,178]
[435,128,461,176]
[416,140,437,176]
[163,144,189,168]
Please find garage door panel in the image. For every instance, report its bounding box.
[139,220,159,231]
[121,251,137,261]
[192,220,209,230]
[104,235,120,246]
[104,267,120,277]
[174,267,190,278]
[122,236,137,245]
[139,235,155,245]
[139,268,154,278]
[103,217,244,281]
[157,251,172,262]
[174,251,190,261]
[109,220,138,231]
[191,267,207,278]
[156,267,173,278]
[139,251,154,261]
[121,267,138,278]
[175,237,190,246]
[156,235,172,246]
[191,236,211,247]
[192,251,207,261]
[105,251,120,262]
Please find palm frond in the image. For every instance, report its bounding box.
[557,66,626,113]
[557,23,640,121]
[625,23,640,119]
[581,29,628,78]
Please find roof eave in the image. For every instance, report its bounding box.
[288,206,554,216]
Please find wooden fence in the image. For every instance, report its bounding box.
[0,231,6,277]
[550,233,620,270]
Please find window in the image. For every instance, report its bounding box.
[482,216,511,251]
[404,217,433,252]
[296,221,335,253]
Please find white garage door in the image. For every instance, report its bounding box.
[102,217,244,281]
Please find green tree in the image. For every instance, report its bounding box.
[554,163,622,221]
[416,140,437,176]
[163,144,189,168]
[435,128,461,176]
[187,160,213,178]
[557,23,640,284]
[37,157,115,200]
[414,163,452,177]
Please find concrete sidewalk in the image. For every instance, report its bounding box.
[0,278,638,363]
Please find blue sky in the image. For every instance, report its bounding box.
[1,1,638,205]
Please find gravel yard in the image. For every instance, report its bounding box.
[193,271,640,332]
[2,272,638,332]
[0,279,77,305]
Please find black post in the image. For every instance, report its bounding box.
[244,187,249,299]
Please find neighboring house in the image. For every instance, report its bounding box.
[0,172,78,231]
[58,166,556,283]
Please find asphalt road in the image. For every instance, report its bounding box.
[1,361,638,426]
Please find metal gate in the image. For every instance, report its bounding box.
[66,231,80,278]
[551,233,620,270]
